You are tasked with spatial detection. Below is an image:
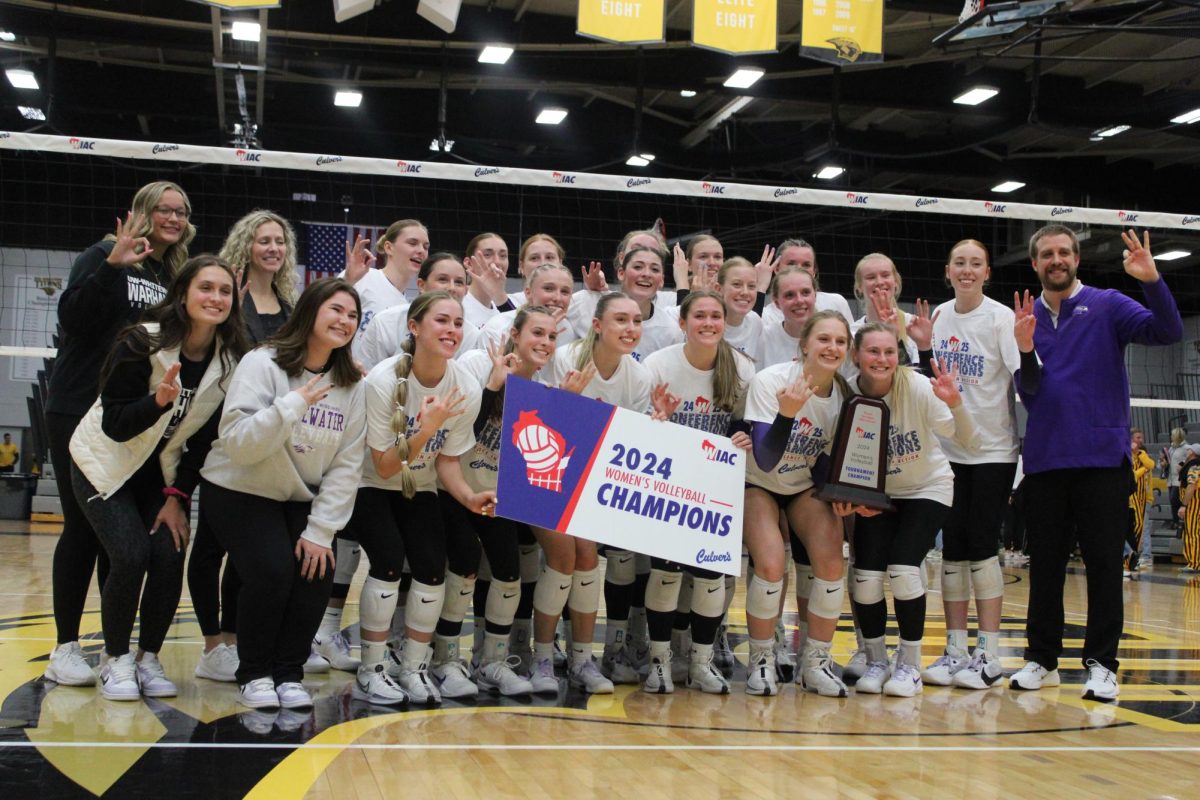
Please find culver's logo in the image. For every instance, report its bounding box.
[315,155,342,166]
[236,149,262,162]
[846,192,868,205]
[69,137,96,150]
[552,171,577,184]
[916,197,938,208]
[984,201,1007,213]
[1051,206,1074,217]
[0,132,11,139]
[151,143,179,155]
[474,167,500,177]
[701,182,725,194]
[396,160,421,173]
[696,549,732,564]
[1183,216,1200,226]
[626,178,651,188]
[774,187,798,198]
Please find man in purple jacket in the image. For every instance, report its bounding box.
[1010,224,1182,702]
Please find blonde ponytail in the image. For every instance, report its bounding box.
[389,338,418,499]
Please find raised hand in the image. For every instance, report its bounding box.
[582,261,608,292]
[777,374,814,418]
[465,252,509,304]
[906,298,938,350]
[1013,290,1036,353]
[929,356,962,408]
[755,244,779,291]
[343,233,376,285]
[155,362,182,408]
[560,361,597,394]
[485,340,521,391]
[233,265,250,306]
[297,372,333,405]
[107,211,153,267]
[1121,229,1159,283]
[869,288,899,330]
[672,243,690,291]
[420,388,467,430]
[650,383,682,421]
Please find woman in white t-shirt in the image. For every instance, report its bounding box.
[922,239,1023,691]
[346,291,493,706]
[671,234,724,294]
[639,290,756,695]
[540,293,652,694]
[849,253,921,368]
[480,262,576,350]
[710,257,763,361]
[507,234,566,308]
[352,219,429,339]
[461,232,511,328]
[758,266,819,369]
[847,323,978,698]
[761,238,854,327]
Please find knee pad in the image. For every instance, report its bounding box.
[605,550,636,586]
[569,565,603,614]
[635,552,651,575]
[533,567,572,617]
[333,539,361,584]
[405,580,445,634]
[808,577,845,621]
[746,575,783,621]
[940,560,971,602]
[969,556,1004,601]
[359,576,402,634]
[441,571,476,625]
[644,568,683,614]
[888,564,925,602]
[519,544,541,584]
[851,568,885,605]
[675,572,694,614]
[794,563,814,600]
[485,578,520,628]
[689,574,725,619]
[477,550,493,582]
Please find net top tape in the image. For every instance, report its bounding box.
[3,131,1198,231]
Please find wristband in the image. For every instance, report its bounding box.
[162,486,191,507]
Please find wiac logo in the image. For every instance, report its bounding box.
[396,160,421,173]
[702,182,726,194]
[512,410,575,493]
[236,149,262,162]
[69,137,96,150]
[553,171,577,184]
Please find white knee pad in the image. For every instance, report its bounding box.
[675,572,694,614]
[405,580,445,634]
[940,560,971,602]
[969,556,1005,601]
[794,563,814,600]
[519,544,540,583]
[644,569,683,613]
[851,568,885,605]
[441,571,476,625]
[888,564,925,602]
[605,550,636,585]
[359,576,401,634]
[635,552,651,575]
[533,567,572,617]
[333,539,361,584]
[485,578,520,628]
[689,575,725,619]
[746,575,784,620]
[477,550,493,582]
[569,566,602,614]
[808,577,845,621]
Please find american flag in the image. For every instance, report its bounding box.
[302,222,383,286]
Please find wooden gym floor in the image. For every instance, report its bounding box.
[0,524,1197,799]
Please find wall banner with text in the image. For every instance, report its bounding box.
[578,0,665,45]
[693,0,777,55]
[800,0,883,65]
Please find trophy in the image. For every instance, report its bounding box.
[815,395,894,511]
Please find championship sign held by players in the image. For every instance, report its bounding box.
[497,377,745,576]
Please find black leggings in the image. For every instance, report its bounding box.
[188,495,241,637]
[47,411,109,644]
[646,557,723,645]
[201,480,332,685]
[943,462,1017,562]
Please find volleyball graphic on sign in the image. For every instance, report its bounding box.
[512,409,575,492]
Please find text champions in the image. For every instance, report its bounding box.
[595,481,733,537]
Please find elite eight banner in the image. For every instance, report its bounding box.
[495,377,745,576]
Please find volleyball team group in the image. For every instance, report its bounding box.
[41,179,1181,714]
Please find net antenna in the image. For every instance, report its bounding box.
[934,0,1067,47]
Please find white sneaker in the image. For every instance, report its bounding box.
[800,646,848,698]
[1081,659,1120,702]
[275,681,313,709]
[398,660,442,704]
[136,652,177,698]
[1009,661,1060,691]
[99,652,140,701]
[854,661,891,694]
[921,648,969,686]
[883,662,923,697]
[194,643,239,682]
[773,635,797,684]
[601,646,640,685]
[952,651,1004,690]
[510,643,534,678]
[843,648,869,682]
[354,664,409,706]
[687,654,731,694]
[745,650,779,697]
[302,646,330,674]
[432,659,479,698]
[530,656,560,694]
[314,631,360,672]
[568,658,614,694]
[712,625,735,675]
[642,655,674,694]
[239,677,280,709]
[45,641,96,686]
[475,657,534,696]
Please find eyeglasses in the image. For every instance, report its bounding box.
[152,205,190,220]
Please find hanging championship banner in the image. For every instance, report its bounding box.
[577,0,665,45]
[692,0,777,55]
[799,0,884,65]
[496,377,745,576]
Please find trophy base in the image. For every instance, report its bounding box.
[815,484,895,512]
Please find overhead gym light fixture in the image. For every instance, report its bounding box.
[18,106,45,121]
[954,86,998,106]
[536,108,568,125]
[680,90,697,98]
[1170,108,1200,125]
[334,90,363,107]
[815,166,844,180]
[478,46,513,64]
[991,181,1025,193]
[6,69,38,90]
[230,21,261,42]
[1157,250,1191,261]
[0,30,16,42]
[723,68,764,89]
[626,154,656,167]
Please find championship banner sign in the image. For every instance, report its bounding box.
[799,0,883,65]
[496,377,745,576]
[693,0,776,55]
[577,0,665,45]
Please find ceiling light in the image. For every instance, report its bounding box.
[626,154,655,167]
[815,166,844,180]
[334,90,362,107]
[429,138,455,152]
[536,108,567,125]
[230,21,261,42]
[1170,108,1200,125]
[478,46,513,64]
[1157,250,1191,261]
[724,68,764,89]
[0,31,16,42]
[1093,124,1130,138]
[18,106,45,121]
[6,69,38,90]
[680,90,697,98]
[992,180,1025,193]
[954,86,998,106]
